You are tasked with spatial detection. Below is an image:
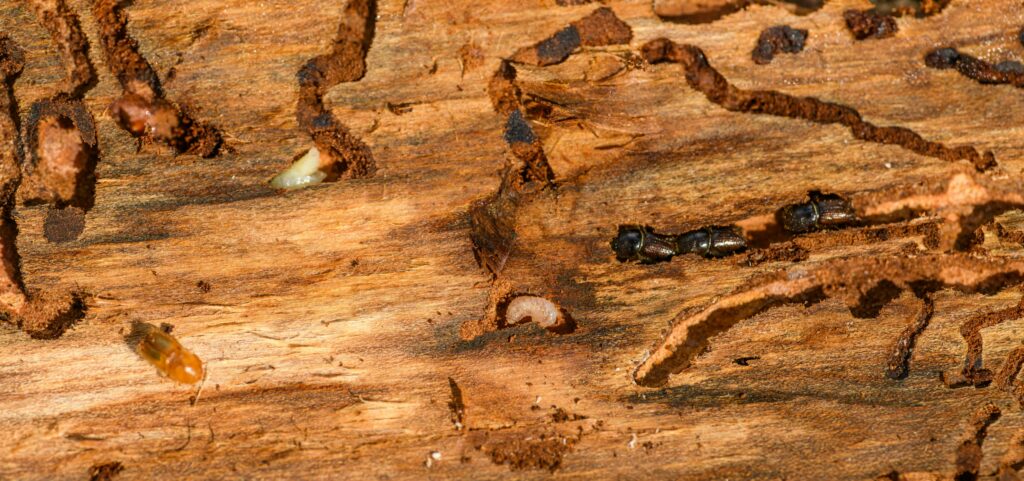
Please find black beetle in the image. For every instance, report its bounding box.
[611,224,747,263]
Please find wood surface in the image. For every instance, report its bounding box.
[3,0,1024,479]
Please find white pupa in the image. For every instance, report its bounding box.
[270,146,327,190]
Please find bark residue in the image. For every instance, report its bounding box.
[294,0,377,180]
[641,39,997,171]
[996,222,1024,245]
[92,0,222,157]
[469,193,520,277]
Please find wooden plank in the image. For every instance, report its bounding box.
[2,0,1024,479]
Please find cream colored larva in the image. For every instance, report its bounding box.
[505,296,560,328]
[270,146,326,190]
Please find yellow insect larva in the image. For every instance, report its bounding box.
[135,324,204,384]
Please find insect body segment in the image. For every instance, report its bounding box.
[677,226,747,258]
[778,191,857,233]
[611,225,747,263]
[135,324,204,384]
[611,225,677,263]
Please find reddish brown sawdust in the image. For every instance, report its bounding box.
[854,173,1024,251]
[43,206,86,243]
[21,96,98,210]
[752,25,807,64]
[92,0,221,157]
[740,242,809,266]
[15,288,86,339]
[995,346,1024,408]
[885,294,935,379]
[925,47,1024,89]
[458,42,485,73]
[483,434,576,472]
[572,7,632,47]
[25,0,94,95]
[997,429,1024,479]
[844,9,898,40]
[641,38,996,172]
[798,221,942,251]
[28,116,86,202]
[954,403,1001,481]
[510,7,631,66]
[294,0,376,180]
[943,298,1024,387]
[487,60,521,117]
[0,35,24,200]
[460,280,515,339]
[87,461,124,481]
[0,36,26,320]
[636,253,1024,386]
[460,285,576,340]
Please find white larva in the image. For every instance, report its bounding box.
[270,146,327,190]
[505,296,560,328]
